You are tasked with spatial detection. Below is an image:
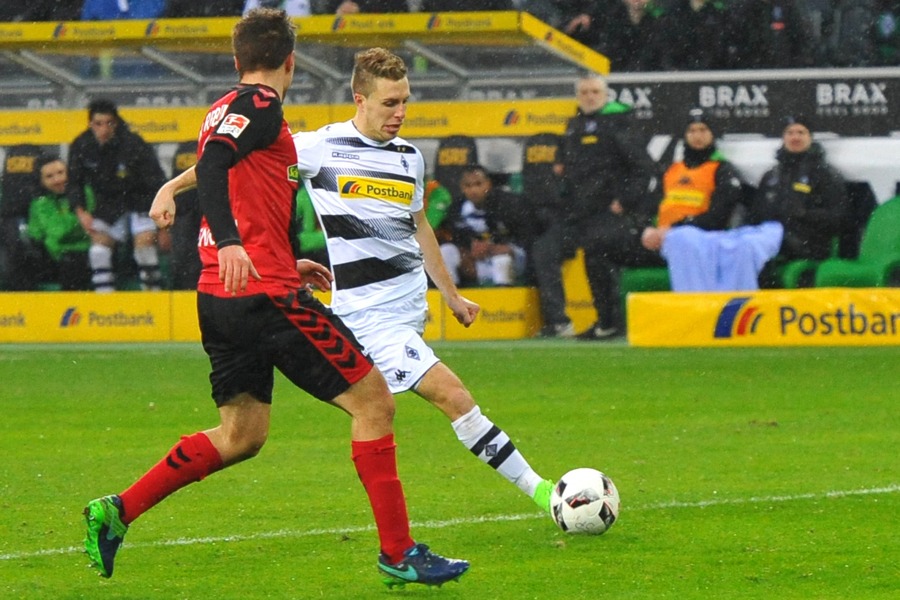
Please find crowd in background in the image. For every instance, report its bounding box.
[1,1,899,69]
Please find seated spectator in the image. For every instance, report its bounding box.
[595,0,665,72]
[580,109,743,329]
[442,165,531,287]
[557,1,608,48]
[243,0,310,17]
[556,74,660,340]
[67,99,167,292]
[875,0,900,65]
[26,155,92,291]
[164,0,243,17]
[5,1,83,21]
[728,0,816,68]
[81,0,165,20]
[748,115,849,288]
[655,0,732,70]
[825,0,879,67]
[1,144,44,291]
[296,185,329,268]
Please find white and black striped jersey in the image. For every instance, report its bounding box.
[294,121,427,315]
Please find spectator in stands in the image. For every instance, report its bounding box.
[641,109,778,292]
[295,186,329,267]
[81,0,165,20]
[749,115,848,288]
[243,0,310,16]
[164,0,243,17]
[556,74,659,340]
[655,0,732,70]
[442,164,532,287]
[0,145,44,291]
[556,1,609,48]
[595,0,665,72]
[67,99,167,291]
[875,1,900,65]
[4,1,83,21]
[824,0,879,67]
[729,0,816,68]
[26,155,92,291]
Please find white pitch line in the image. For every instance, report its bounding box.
[2,483,897,562]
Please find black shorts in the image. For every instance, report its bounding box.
[197,289,373,406]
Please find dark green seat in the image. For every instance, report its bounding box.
[619,267,671,298]
[814,197,900,287]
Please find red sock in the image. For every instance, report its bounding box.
[119,432,224,524]
[351,434,413,563]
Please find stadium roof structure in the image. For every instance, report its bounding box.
[0,11,609,110]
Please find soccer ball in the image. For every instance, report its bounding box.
[550,468,620,535]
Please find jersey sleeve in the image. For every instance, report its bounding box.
[411,149,425,213]
[292,130,326,179]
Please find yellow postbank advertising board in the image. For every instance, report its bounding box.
[628,288,900,347]
[0,292,171,343]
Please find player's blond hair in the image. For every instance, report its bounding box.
[351,48,408,97]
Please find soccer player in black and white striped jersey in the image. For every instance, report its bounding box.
[292,48,555,514]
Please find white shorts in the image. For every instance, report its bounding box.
[91,212,157,243]
[338,291,439,394]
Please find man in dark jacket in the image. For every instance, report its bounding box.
[68,99,166,291]
[749,114,848,287]
[556,74,659,339]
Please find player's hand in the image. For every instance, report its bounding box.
[218,244,260,295]
[447,293,479,328]
[150,183,178,229]
[641,226,663,251]
[296,259,333,291]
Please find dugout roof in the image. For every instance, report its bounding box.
[0,11,609,110]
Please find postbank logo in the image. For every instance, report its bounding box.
[145,21,160,37]
[338,176,414,205]
[331,17,347,31]
[503,110,521,126]
[60,307,82,328]
[714,297,762,338]
[427,14,441,30]
[53,23,68,38]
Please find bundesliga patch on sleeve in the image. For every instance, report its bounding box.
[216,114,251,138]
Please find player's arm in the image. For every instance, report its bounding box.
[149,166,197,229]
[414,209,479,327]
[199,89,281,293]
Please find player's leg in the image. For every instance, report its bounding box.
[131,213,162,290]
[85,221,117,292]
[272,290,468,587]
[414,362,554,512]
[83,396,268,578]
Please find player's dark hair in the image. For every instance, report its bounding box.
[232,8,295,75]
[88,98,120,122]
[351,47,407,97]
[460,164,489,180]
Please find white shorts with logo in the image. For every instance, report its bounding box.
[91,212,157,243]
[337,290,439,394]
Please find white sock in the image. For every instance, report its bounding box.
[134,245,161,290]
[451,405,543,497]
[89,244,115,293]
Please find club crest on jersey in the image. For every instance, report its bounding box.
[400,155,409,173]
[337,175,414,205]
[216,113,250,138]
[287,164,300,183]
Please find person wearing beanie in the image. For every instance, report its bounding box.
[575,106,744,337]
[748,114,849,287]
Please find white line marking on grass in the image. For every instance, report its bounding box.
[3,484,897,562]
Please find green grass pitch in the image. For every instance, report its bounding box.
[1,341,897,599]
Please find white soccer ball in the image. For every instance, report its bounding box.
[550,468,620,535]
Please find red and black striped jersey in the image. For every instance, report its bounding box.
[196,83,301,297]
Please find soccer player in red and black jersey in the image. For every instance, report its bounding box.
[82,9,468,588]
